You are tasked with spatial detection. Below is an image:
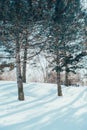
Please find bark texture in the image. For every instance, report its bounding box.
[65,64,69,86]
[57,71,62,96]
[16,32,24,101]
[22,29,28,83]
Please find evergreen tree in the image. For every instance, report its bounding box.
[45,0,86,94]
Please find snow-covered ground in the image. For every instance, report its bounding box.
[0,81,87,130]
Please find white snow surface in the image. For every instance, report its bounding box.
[0,81,87,130]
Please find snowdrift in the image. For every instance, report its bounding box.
[0,81,87,130]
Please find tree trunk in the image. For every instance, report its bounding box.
[22,46,27,83]
[65,64,69,87]
[56,49,62,96]
[16,33,24,101]
[57,71,62,96]
[22,29,28,83]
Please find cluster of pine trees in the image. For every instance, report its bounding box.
[0,0,87,100]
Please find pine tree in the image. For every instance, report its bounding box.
[45,0,86,94]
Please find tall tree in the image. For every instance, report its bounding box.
[45,0,85,94]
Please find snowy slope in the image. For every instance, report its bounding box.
[0,81,87,130]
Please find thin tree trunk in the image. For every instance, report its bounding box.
[63,43,69,87]
[22,29,28,83]
[45,68,48,83]
[22,46,27,83]
[57,71,62,96]
[65,64,69,86]
[16,33,24,101]
[56,49,62,96]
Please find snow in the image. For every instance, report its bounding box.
[81,0,87,12]
[0,81,87,130]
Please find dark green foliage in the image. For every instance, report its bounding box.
[9,0,28,23]
[54,0,80,22]
[0,0,10,22]
[53,66,63,72]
